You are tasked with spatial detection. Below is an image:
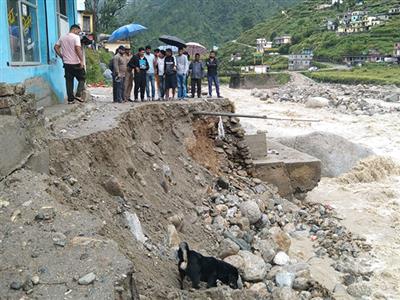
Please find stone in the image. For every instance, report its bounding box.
[125,212,147,243]
[346,282,372,297]
[239,250,267,282]
[249,282,269,298]
[52,232,67,247]
[305,96,330,108]
[240,200,262,224]
[273,252,290,266]
[384,94,399,102]
[272,287,297,300]
[269,227,291,252]
[277,132,373,177]
[212,215,228,232]
[275,271,295,288]
[224,255,245,271]
[32,275,40,285]
[35,207,56,221]
[293,277,310,290]
[218,238,240,259]
[167,224,180,248]
[223,231,251,251]
[215,204,228,217]
[0,83,15,96]
[78,272,96,285]
[10,281,22,290]
[103,176,124,197]
[217,177,230,189]
[299,291,312,300]
[22,276,34,291]
[253,238,278,263]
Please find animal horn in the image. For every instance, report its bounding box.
[237,275,243,289]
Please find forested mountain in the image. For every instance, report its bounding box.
[118,0,299,47]
[219,0,400,62]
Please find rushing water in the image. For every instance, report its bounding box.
[222,85,400,299]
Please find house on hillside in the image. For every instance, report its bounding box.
[288,50,313,71]
[77,0,94,34]
[351,11,368,22]
[389,7,400,15]
[394,43,400,57]
[0,0,78,103]
[332,0,344,5]
[274,35,292,46]
[327,19,338,31]
[256,38,273,53]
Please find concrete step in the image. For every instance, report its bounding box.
[247,138,321,198]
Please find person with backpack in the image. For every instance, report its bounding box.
[164,48,177,100]
[128,47,149,102]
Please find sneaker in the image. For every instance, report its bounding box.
[74,96,84,103]
[217,95,223,98]
[128,99,134,102]
[67,100,76,105]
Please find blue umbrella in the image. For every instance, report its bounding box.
[108,23,147,42]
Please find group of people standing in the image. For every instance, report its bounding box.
[111,45,222,103]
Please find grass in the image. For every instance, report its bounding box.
[305,64,400,85]
[85,48,113,84]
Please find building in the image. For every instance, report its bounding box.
[327,19,338,31]
[1,0,78,104]
[351,11,368,22]
[394,43,400,57]
[288,50,313,71]
[256,38,273,53]
[332,0,344,4]
[77,0,94,34]
[389,7,400,14]
[274,35,292,46]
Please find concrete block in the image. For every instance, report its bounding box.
[251,141,321,198]
[244,133,267,159]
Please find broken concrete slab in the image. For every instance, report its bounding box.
[251,141,321,198]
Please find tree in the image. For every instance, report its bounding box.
[240,16,254,30]
[85,0,127,33]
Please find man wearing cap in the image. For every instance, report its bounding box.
[113,45,127,103]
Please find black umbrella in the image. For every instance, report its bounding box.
[159,35,186,48]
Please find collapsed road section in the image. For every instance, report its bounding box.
[0,90,373,299]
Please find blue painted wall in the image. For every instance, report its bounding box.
[0,0,77,102]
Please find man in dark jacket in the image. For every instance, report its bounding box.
[189,53,204,98]
[164,48,177,100]
[206,51,222,98]
[128,47,149,102]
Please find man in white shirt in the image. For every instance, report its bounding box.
[156,50,166,100]
[54,24,85,104]
[144,45,156,101]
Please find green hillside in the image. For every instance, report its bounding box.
[219,0,400,63]
[118,0,297,48]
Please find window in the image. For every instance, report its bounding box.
[7,0,40,64]
[82,15,91,33]
[57,0,69,37]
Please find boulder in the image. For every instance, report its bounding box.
[103,176,124,197]
[277,132,374,177]
[240,200,262,224]
[239,250,267,282]
[269,227,291,253]
[218,238,240,259]
[253,238,278,263]
[167,224,180,248]
[384,94,399,102]
[249,282,270,298]
[347,282,372,298]
[305,96,329,108]
[275,271,295,288]
[273,252,290,266]
[78,272,96,285]
[272,287,297,300]
[224,255,245,272]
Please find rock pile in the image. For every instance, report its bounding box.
[177,116,374,298]
[251,82,400,115]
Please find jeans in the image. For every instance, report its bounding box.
[134,72,146,100]
[158,75,165,99]
[177,73,186,99]
[115,76,125,103]
[191,78,202,98]
[208,75,220,97]
[184,74,188,97]
[64,64,85,102]
[146,73,155,99]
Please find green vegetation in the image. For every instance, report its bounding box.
[85,48,113,84]
[117,0,297,48]
[219,0,400,62]
[306,64,400,85]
